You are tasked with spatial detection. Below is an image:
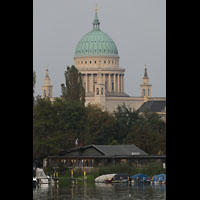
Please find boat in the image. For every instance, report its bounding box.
[130,174,150,183]
[36,168,51,184]
[111,173,131,183]
[33,166,37,187]
[95,174,116,183]
[33,177,37,187]
[152,174,166,184]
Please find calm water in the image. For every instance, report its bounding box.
[33,182,166,200]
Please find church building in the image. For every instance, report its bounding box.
[42,9,166,120]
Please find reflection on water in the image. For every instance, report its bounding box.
[33,182,166,200]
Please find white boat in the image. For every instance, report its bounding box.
[36,168,50,184]
[33,177,37,187]
[95,174,116,183]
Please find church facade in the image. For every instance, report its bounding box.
[41,9,166,120]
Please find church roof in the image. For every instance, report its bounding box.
[74,10,118,57]
[137,100,166,113]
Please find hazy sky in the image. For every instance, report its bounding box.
[33,0,166,98]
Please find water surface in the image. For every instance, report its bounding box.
[33,182,166,200]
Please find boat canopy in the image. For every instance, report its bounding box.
[152,174,166,182]
[130,174,149,181]
[112,173,131,181]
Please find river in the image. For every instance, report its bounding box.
[33,182,166,200]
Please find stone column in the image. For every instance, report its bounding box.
[103,73,105,85]
[117,74,120,93]
[120,74,122,93]
[85,73,88,93]
[120,74,122,92]
[118,74,120,92]
[122,74,124,92]
[113,73,116,92]
[91,73,94,93]
[108,73,111,92]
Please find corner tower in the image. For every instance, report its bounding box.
[140,65,152,102]
[42,65,53,99]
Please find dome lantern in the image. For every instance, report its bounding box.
[93,7,100,30]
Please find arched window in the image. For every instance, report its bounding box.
[96,88,99,95]
[101,88,103,95]
[143,89,145,96]
[148,89,150,96]
[44,90,46,97]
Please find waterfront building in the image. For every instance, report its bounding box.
[45,144,166,169]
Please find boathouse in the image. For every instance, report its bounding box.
[45,144,165,168]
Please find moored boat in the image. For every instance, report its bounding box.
[36,168,51,184]
[33,177,37,187]
[111,173,131,183]
[130,174,149,183]
[152,174,166,184]
[95,174,116,183]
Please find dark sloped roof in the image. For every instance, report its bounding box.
[60,144,148,156]
[137,101,166,113]
[94,145,147,156]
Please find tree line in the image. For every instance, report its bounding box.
[33,66,166,160]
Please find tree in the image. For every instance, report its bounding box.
[126,111,166,154]
[61,65,85,104]
[112,104,140,143]
[85,104,115,145]
[33,98,59,159]
[33,70,36,106]
[33,97,88,159]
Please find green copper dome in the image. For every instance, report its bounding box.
[75,11,118,57]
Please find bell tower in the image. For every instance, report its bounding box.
[140,65,152,102]
[42,65,53,99]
